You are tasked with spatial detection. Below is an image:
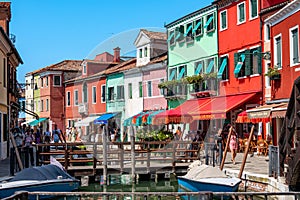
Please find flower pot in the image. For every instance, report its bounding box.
[270,74,281,80]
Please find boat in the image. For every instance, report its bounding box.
[0,164,80,199]
[177,162,241,193]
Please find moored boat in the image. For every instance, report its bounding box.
[0,164,79,199]
[177,163,241,193]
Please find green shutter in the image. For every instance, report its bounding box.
[245,50,251,76]
[257,46,262,74]
[234,53,239,78]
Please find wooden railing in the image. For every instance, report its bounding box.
[33,140,203,176]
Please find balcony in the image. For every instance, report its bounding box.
[78,103,88,115]
[190,79,217,98]
[163,84,187,100]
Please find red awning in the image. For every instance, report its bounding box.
[236,111,252,123]
[152,108,193,125]
[188,92,257,120]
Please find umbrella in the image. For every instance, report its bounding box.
[236,111,251,123]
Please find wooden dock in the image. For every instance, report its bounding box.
[34,140,204,181]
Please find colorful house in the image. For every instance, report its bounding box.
[25,60,81,133]
[65,50,120,138]
[165,4,219,109]
[124,29,167,120]
[262,0,300,145]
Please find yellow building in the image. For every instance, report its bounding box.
[0,2,23,159]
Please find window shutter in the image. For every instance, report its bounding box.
[257,46,262,74]
[234,53,239,78]
[245,50,251,76]
[293,29,299,63]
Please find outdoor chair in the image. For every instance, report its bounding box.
[257,139,269,156]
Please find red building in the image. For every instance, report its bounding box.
[263,0,300,144]
[37,60,82,132]
[64,48,121,134]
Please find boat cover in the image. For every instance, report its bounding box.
[10,164,74,181]
[183,164,228,180]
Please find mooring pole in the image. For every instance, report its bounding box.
[220,126,233,171]
[238,125,255,179]
[131,125,136,181]
[102,124,108,185]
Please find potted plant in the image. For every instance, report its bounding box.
[203,72,217,80]
[265,66,281,80]
[184,74,204,84]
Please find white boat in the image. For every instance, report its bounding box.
[0,164,80,199]
[178,163,241,193]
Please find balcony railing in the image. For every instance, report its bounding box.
[163,84,187,100]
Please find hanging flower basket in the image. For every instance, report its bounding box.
[265,66,281,80]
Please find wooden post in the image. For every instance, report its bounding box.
[93,143,97,175]
[64,143,69,170]
[238,125,255,179]
[147,142,150,173]
[220,127,233,171]
[102,124,108,185]
[120,143,124,174]
[130,126,136,180]
[10,133,23,170]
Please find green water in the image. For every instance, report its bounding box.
[79,174,179,193]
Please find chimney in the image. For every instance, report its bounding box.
[113,47,120,62]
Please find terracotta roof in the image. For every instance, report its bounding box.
[103,58,137,75]
[140,29,167,40]
[28,60,82,75]
[148,52,167,65]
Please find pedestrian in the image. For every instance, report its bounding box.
[24,128,34,167]
[215,128,223,164]
[13,127,24,149]
[174,127,182,141]
[229,127,238,165]
[52,124,65,143]
[44,127,51,143]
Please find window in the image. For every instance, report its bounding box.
[249,47,262,75]
[193,18,203,37]
[41,78,43,87]
[31,100,34,110]
[108,87,114,101]
[144,47,148,57]
[265,24,270,41]
[290,27,299,65]
[234,51,247,77]
[147,81,152,97]
[220,10,227,30]
[83,82,88,103]
[53,75,61,86]
[101,85,106,103]
[92,86,96,104]
[46,99,49,111]
[250,0,258,19]
[46,76,48,86]
[218,56,229,80]
[185,22,194,43]
[74,90,79,106]
[139,82,143,98]
[66,91,71,106]
[195,60,204,74]
[178,65,187,79]
[274,35,282,69]
[41,100,44,111]
[177,25,185,43]
[26,80,28,90]
[205,57,216,74]
[237,2,246,24]
[139,49,143,58]
[117,85,124,100]
[205,13,215,32]
[168,30,175,46]
[31,79,34,89]
[169,68,177,80]
[128,83,132,99]
[3,58,6,87]
[83,64,87,74]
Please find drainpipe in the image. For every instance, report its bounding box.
[260,14,264,105]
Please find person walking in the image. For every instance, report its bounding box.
[52,124,66,143]
[24,128,34,167]
[229,128,238,165]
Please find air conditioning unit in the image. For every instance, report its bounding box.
[78,103,88,115]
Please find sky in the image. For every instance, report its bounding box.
[8,0,212,82]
